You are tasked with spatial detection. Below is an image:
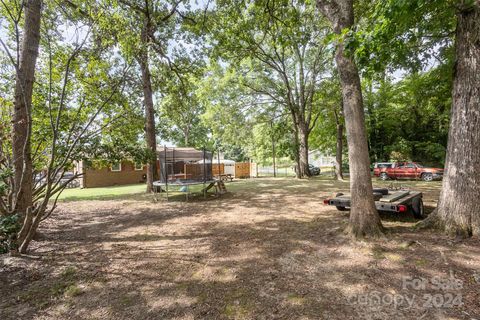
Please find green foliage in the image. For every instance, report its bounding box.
[0,214,20,253]
[199,64,253,154]
[0,168,13,196]
[309,78,344,154]
[157,60,211,148]
[202,0,333,166]
[364,61,452,165]
[222,146,249,162]
[354,0,456,74]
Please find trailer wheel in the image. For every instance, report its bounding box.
[411,198,426,219]
[334,192,348,211]
[373,188,389,195]
[422,173,433,182]
[380,172,389,181]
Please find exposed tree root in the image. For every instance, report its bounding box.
[345,221,385,240]
[416,208,476,239]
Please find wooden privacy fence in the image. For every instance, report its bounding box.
[183,164,203,180]
[174,162,251,179]
[212,163,225,176]
[169,163,225,180]
[235,162,251,178]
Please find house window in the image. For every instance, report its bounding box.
[134,162,143,171]
[111,162,121,172]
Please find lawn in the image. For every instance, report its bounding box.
[57,181,254,201]
[1,177,479,320]
[58,184,147,201]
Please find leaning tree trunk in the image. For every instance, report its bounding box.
[297,122,311,178]
[12,0,42,249]
[138,25,158,193]
[317,0,383,237]
[422,2,480,237]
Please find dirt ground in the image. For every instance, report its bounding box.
[1,177,479,320]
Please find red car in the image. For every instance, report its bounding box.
[373,162,394,177]
[375,162,444,181]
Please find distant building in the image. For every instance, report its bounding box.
[76,160,148,188]
[308,150,335,167]
[75,147,254,188]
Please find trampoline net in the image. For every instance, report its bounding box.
[158,147,213,184]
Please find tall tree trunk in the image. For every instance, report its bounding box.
[184,126,189,146]
[293,127,302,179]
[297,123,311,178]
[138,25,158,193]
[12,0,42,249]
[335,122,344,181]
[271,122,276,177]
[365,81,376,161]
[334,108,344,181]
[422,2,480,237]
[317,0,383,237]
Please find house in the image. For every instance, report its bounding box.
[308,150,336,168]
[76,160,148,188]
[76,146,255,188]
[76,147,213,188]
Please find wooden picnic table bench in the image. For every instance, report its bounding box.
[216,173,233,182]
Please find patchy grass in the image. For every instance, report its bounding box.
[1,177,478,320]
[371,245,386,260]
[286,293,307,306]
[50,266,78,297]
[57,184,146,201]
[64,284,83,297]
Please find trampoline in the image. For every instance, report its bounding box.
[153,146,221,201]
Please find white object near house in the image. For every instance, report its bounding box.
[219,159,236,176]
[197,158,236,176]
[308,150,336,168]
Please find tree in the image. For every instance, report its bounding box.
[424,1,480,237]
[357,0,478,236]
[309,78,345,180]
[101,0,190,192]
[209,0,330,178]
[199,64,257,159]
[333,102,344,180]
[1,0,42,251]
[199,63,298,167]
[316,0,383,237]
[1,1,136,252]
[157,62,210,148]
[363,68,451,166]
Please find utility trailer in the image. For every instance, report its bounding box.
[323,188,426,219]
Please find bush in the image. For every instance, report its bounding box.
[0,214,20,254]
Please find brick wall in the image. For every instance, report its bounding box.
[82,161,147,188]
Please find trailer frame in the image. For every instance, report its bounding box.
[323,189,424,217]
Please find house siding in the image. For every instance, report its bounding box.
[80,160,148,188]
[308,150,336,167]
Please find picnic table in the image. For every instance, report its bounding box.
[153,179,227,202]
[215,173,233,182]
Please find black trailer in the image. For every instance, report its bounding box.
[323,188,426,219]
